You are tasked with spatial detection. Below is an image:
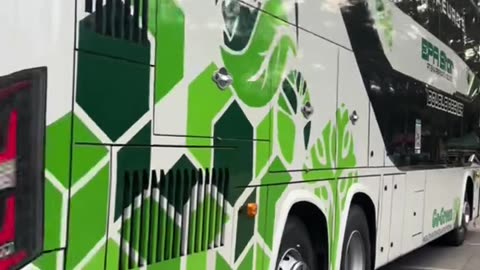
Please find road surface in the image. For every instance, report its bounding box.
[380,220,480,270]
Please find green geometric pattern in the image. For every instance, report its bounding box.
[213,101,254,204]
[235,191,256,260]
[154,0,185,102]
[187,63,233,168]
[45,113,72,187]
[258,159,291,249]
[115,122,152,219]
[32,250,62,270]
[66,164,110,269]
[71,117,108,187]
[255,111,273,176]
[39,110,113,269]
[216,252,232,270]
[76,49,150,141]
[256,244,270,270]
[33,0,365,269]
[238,246,254,270]
[43,178,63,250]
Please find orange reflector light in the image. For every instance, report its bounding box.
[247,203,258,218]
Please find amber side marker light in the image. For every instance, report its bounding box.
[247,203,258,218]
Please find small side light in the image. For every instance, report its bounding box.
[247,203,258,218]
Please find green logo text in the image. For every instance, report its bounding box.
[432,207,453,228]
[421,38,454,80]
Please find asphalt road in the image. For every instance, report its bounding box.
[380,220,480,270]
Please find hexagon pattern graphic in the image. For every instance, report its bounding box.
[187,63,233,168]
[234,190,256,260]
[29,0,364,269]
[35,111,113,270]
[76,50,150,142]
[154,0,185,102]
[213,101,254,205]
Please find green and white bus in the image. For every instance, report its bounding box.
[1,0,480,269]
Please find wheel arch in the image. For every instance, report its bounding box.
[466,175,474,218]
[460,170,475,219]
[350,192,377,269]
[271,189,330,270]
[288,201,329,269]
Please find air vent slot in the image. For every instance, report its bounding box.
[119,168,229,268]
[84,0,149,43]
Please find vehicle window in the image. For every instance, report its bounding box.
[393,0,480,75]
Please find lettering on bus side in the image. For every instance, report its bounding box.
[432,207,453,228]
[421,38,454,81]
[426,89,464,117]
[422,206,455,243]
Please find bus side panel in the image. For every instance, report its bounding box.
[387,174,407,262]
[0,0,75,125]
[292,26,338,173]
[1,0,76,269]
[422,168,464,245]
[368,104,386,167]
[401,170,426,255]
[336,49,369,168]
[376,175,393,268]
[473,170,480,220]
[296,0,352,49]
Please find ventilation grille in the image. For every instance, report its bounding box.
[119,168,229,268]
[84,0,149,43]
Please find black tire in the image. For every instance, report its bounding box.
[444,197,469,246]
[340,205,372,270]
[276,215,318,270]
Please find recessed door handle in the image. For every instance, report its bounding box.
[350,110,359,125]
[301,102,314,119]
[212,67,233,90]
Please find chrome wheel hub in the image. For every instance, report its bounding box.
[345,231,366,270]
[277,248,309,270]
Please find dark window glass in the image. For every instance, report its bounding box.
[341,0,480,169]
[368,68,475,168]
[393,0,480,76]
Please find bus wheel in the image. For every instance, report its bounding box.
[447,198,470,246]
[276,215,317,270]
[340,205,371,270]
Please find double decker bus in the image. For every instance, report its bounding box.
[1,0,480,269]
